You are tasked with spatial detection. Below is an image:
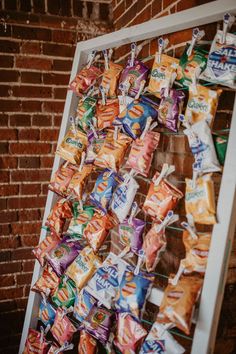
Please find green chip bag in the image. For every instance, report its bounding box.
[67,204,95,240]
[51,275,76,308]
[76,96,97,131]
[176,44,208,88]
[213,134,228,165]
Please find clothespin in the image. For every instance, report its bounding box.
[220,13,235,44]
[191,66,202,95]
[103,49,109,70]
[100,85,106,106]
[134,249,145,275]
[157,323,173,338]
[181,213,198,240]
[128,201,140,225]
[155,210,179,233]
[113,125,119,140]
[86,50,96,69]
[130,43,137,66]
[55,343,74,354]
[108,48,113,61]
[154,163,175,186]
[79,151,86,172]
[164,71,177,98]
[81,85,95,102]
[140,116,153,139]
[135,80,146,99]
[187,28,205,57]
[69,116,77,134]
[191,162,200,189]
[169,264,185,286]
[157,37,169,64]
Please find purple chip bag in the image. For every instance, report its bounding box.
[85,129,106,165]
[45,235,82,277]
[158,88,185,132]
[119,218,145,254]
[119,59,149,97]
[80,305,113,345]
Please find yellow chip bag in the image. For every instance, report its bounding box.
[65,246,101,290]
[67,164,93,200]
[56,127,88,165]
[148,53,179,98]
[101,61,123,97]
[185,173,216,225]
[185,84,222,128]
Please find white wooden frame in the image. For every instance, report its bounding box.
[19,1,236,353]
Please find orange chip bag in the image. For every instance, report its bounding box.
[56,127,88,165]
[94,130,132,171]
[78,330,97,354]
[32,232,60,267]
[96,98,120,130]
[84,211,114,252]
[69,65,102,96]
[46,198,73,237]
[31,266,59,296]
[23,328,49,354]
[67,164,93,200]
[143,164,183,221]
[185,84,222,127]
[101,61,123,97]
[48,162,77,197]
[160,275,203,335]
[185,173,216,225]
[51,308,77,346]
[148,53,179,98]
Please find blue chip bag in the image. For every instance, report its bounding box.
[115,266,155,319]
[38,300,56,327]
[73,288,97,322]
[90,169,121,213]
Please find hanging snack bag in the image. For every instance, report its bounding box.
[38,300,56,327]
[51,308,77,346]
[115,266,155,319]
[142,211,179,272]
[159,275,203,335]
[96,98,120,130]
[184,84,222,128]
[115,98,158,140]
[140,321,185,354]
[76,96,97,131]
[85,252,128,309]
[200,29,236,88]
[67,204,95,240]
[78,330,97,354]
[213,134,228,165]
[56,127,88,165]
[110,172,139,223]
[114,313,147,353]
[32,266,59,297]
[48,162,77,197]
[47,343,74,354]
[158,88,185,132]
[101,61,123,97]
[51,275,76,308]
[67,164,93,200]
[65,246,102,290]
[90,169,120,213]
[33,232,60,267]
[46,198,73,237]
[23,328,49,354]
[85,130,106,165]
[45,235,82,277]
[73,288,97,323]
[143,164,183,221]
[185,173,216,224]
[94,130,132,171]
[84,210,115,252]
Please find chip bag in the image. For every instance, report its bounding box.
[159,275,203,334]
[76,96,97,131]
[33,232,60,267]
[48,162,77,197]
[67,204,96,240]
[85,130,106,164]
[23,328,49,354]
[119,213,145,255]
[69,65,102,95]
[51,275,76,308]
[200,30,236,88]
[84,210,114,252]
[148,53,179,98]
[96,98,120,130]
[101,61,123,97]
[78,330,97,354]
[51,308,77,346]
[56,127,88,165]
[38,300,56,327]
[94,130,132,171]
[46,198,73,237]
[184,84,222,127]
[140,321,185,354]
[65,246,102,290]
[143,164,183,221]
[213,134,228,165]
[67,164,93,200]
[47,343,74,354]
[90,169,120,213]
[73,288,97,323]
[32,266,59,297]
[185,173,216,224]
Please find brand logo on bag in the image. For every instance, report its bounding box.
[66,138,82,148]
[188,99,209,113]
[141,340,165,353]
[208,46,236,76]
[94,265,118,291]
[186,189,205,201]
[151,69,165,80]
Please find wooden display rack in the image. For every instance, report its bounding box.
[19,1,236,353]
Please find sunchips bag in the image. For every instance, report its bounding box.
[101,61,123,97]
[76,96,97,131]
[48,162,77,197]
[96,98,120,130]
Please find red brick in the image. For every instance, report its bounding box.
[18,209,41,221]
[12,222,41,235]
[19,0,31,11]
[0,171,10,182]
[16,297,28,309]
[0,142,9,153]
[52,29,76,44]
[4,0,17,10]
[0,84,11,97]
[0,287,24,301]
[42,42,75,57]
[10,114,31,126]
[0,100,22,112]
[54,87,67,99]
[33,0,45,13]
[42,101,64,113]
[13,25,51,41]
[16,273,33,285]
[10,142,51,155]
[20,101,43,114]
[20,183,41,195]
[43,72,70,85]
[21,41,41,54]
[167,28,193,45]
[0,114,8,126]
[0,69,20,82]
[8,196,46,209]
[53,115,62,127]
[0,261,22,275]
[130,4,151,25]
[0,40,20,53]
[18,128,40,141]
[0,55,14,68]
[22,260,35,272]
[0,128,17,140]
[152,0,162,16]
[0,250,12,262]
[40,156,54,168]
[53,59,72,72]
[12,248,35,261]
[0,224,11,235]
[21,71,42,84]
[113,1,125,21]
[12,85,52,99]
[0,198,7,210]
[21,235,39,247]
[32,114,52,126]
[15,56,52,70]
[18,156,40,169]
[11,170,51,182]
[177,0,197,11]
[0,185,19,197]
[0,275,15,287]
[115,1,138,28]
[40,129,59,141]
[24,285,31,297]
[0,236,20,249]
[41,183,49,195]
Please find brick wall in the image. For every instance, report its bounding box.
[0,1,112,352]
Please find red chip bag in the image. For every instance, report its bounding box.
[51,308,77,346]
[78,330,97,354]
[96,98,120,130]
[46,198,73,237]
[32,232,60,267]
[69,66,102,96]
[23,328,49,354]
[31,266,60,297]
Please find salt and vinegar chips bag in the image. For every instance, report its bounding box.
[185,174,216,225]
[51,308,77,346]
[101,61,123,97]
[184,84,222,127]
[73,288,97,323]
[96,98,120,130]
[48,162,77,197]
